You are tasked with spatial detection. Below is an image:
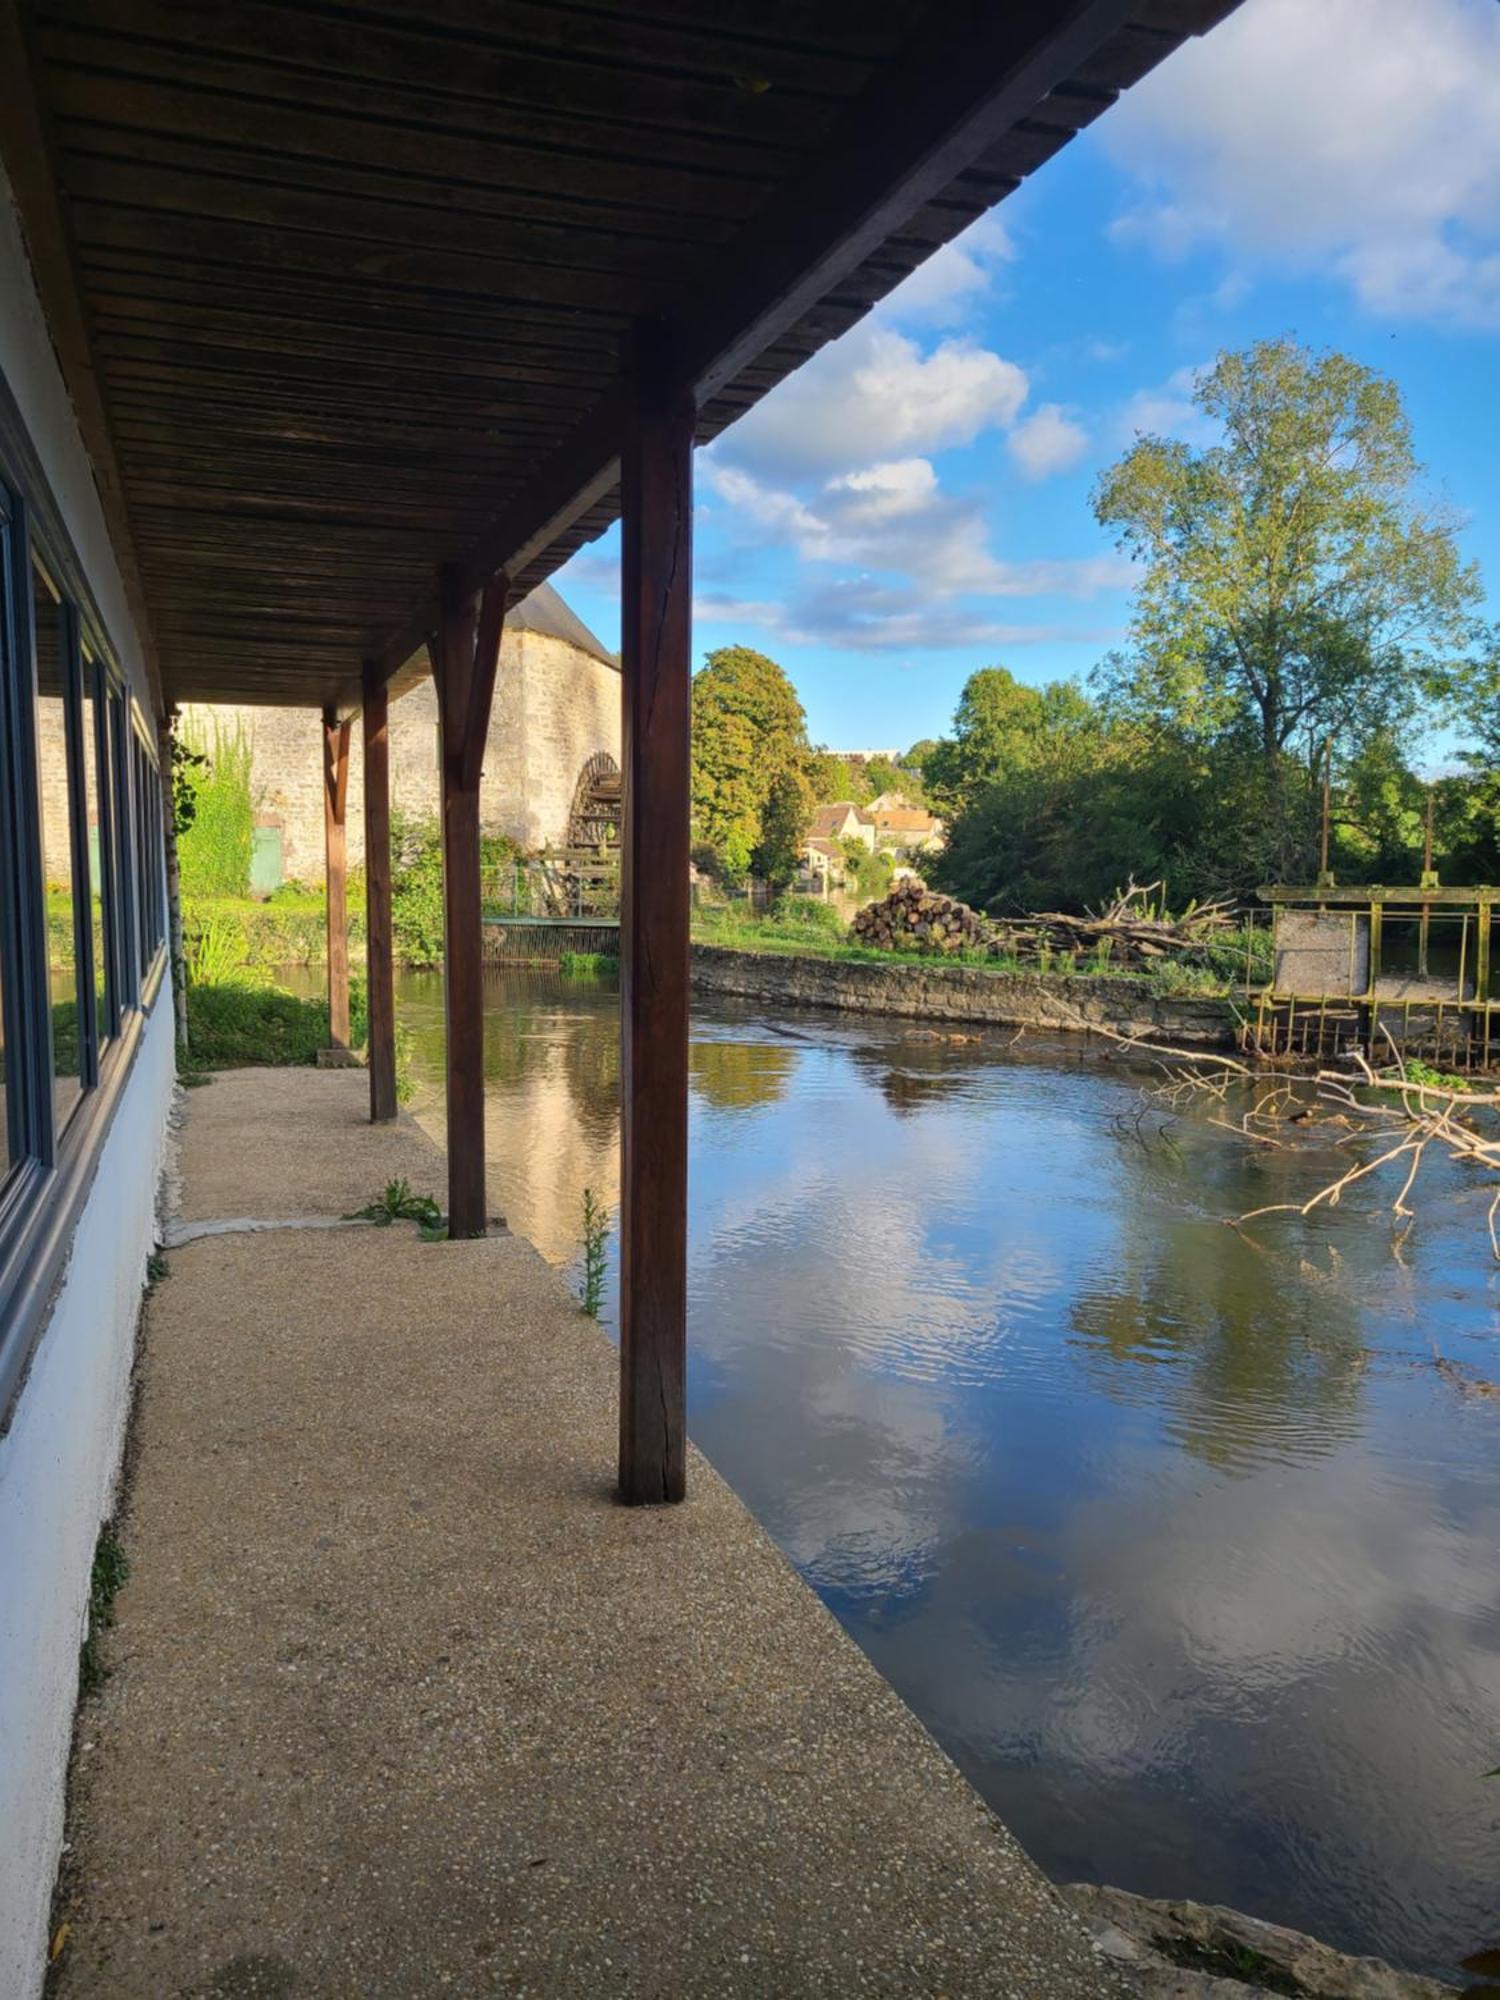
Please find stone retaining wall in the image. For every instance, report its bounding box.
[690,944,1236,1046]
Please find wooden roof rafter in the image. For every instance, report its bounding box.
[0,0,1241,711]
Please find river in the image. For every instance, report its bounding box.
[385,964,1498,1980]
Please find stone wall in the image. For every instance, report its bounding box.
[175,623,622,887]
[690,944,1236,1046]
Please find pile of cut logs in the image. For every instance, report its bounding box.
[850,880,994,953]
[850,878,1239,967]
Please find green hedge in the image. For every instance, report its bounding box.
[186,978,369,1068]
[183,895,344,977]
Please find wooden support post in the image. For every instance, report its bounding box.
[618,322,694,1506]
[362,665,397,1122]
[322,707,352,1051]
[428,566,507,1237]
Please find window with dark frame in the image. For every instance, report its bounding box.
[0,439,166,1424]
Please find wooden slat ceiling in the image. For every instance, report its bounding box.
[9,0,1239,707]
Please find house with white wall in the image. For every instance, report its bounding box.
[0,167,174,1998]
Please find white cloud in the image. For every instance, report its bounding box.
[1007,403,1089,480]
[1101,0,1500,328]
[720,323,1027,483]
[703,458,1131,605]
[694,586,1118,654]
[1115,363,1217,447]
[877,213,1016,326]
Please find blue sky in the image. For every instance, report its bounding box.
[553,0,1500,766]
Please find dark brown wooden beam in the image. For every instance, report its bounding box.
[428,566,507,1237]
[618,322,693,1507]
[322,707,352,1051]
[361,665,397,1124]
[371,0,1144,686]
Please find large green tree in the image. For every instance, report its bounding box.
[924,666,1099,822]
[753,766,815,901]
[691,645,808,879]
[1094,339,1480,874]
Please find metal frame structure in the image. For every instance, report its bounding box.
[1254,883,1500,1067]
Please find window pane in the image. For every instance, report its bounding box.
[0,751,8,1176]
[81,653,109,1044]
[33,562,84,1130]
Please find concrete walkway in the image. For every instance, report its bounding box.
[53,1070,1127,1998]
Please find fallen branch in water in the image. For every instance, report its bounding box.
[1109,1028,1500,1260]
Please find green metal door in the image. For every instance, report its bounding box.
[250,824,284,895]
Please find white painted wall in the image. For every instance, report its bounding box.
[0,1001,173,2000]
[1,165,175,2000]
[0,177,149,700]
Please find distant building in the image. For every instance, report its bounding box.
[174,584,619,888]
[869,804,944,854]
[809,801,875,850]
[799,836,853,890]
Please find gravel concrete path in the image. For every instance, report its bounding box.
[53,1070,1127,1998]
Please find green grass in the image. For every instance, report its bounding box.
[185,977,368,1068]
[559,950,620,978]
[690,902,1250,1000]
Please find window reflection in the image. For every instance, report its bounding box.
[33,561,84,1130]
[81,649,110,1044]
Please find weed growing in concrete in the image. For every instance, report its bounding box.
[78,1525,129,1697]
[348,1180,447,1241]
[145,1250,169,1290]
[579,1187,608,1319]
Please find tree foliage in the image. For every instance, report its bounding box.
[1093,339,1480,876]
[753,766,815,901]
[691,646,808,879]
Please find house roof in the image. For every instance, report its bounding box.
[1,0,1240,709]
[509,582,617,672]
[809,802,863,836]
[805,838,845,858]
[874,807,941,832]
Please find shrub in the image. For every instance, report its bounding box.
[186,977,368,1068]
[177,718,255,898]
[182,895,332,972]
[778,896,845,935]
[390,812,445,966]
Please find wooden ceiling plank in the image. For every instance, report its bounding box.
[0,0,163,706]
[46,68,773,226]
[35,0,845,151]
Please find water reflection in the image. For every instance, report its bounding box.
[393,972,1500,1978]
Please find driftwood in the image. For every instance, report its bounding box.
[991,880,1238,970]
[850,877,1242,969]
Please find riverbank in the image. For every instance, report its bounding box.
[50,1068,1127,1998]
[691,941,1238,1046]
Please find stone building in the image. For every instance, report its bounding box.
[175,583,620,887]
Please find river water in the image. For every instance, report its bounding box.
[385,965,1498,1978]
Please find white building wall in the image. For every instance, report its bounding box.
[0,1002,173,2000]
[1,169,176,1999]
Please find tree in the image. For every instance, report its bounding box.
[905,738,939,772]
[862,755,906,799]
[753,765,814,901]
[691,646,809,878]
[1094,338,1480,875]
[806,748,870,806]
[924,666,1098,822]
